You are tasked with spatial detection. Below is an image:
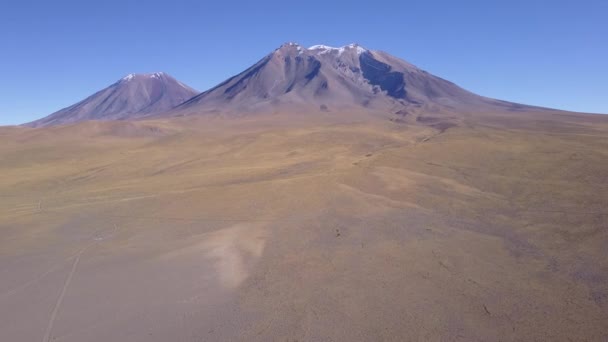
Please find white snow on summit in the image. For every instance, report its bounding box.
[122,74,135,81]
[308,44,368,56]
[121,72,167,83]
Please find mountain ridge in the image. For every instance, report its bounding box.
[27,43,559,127]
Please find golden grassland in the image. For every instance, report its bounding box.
[1,111,607,341]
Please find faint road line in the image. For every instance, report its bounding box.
[40,222,121,342]
[0,224,119,301]
[40,221,121,342]
[41,246,88,342]
[0,259,69,301]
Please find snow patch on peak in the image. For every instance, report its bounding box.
[150,72,164,79]
[309,45,344,56]
[309,44,335,50]
[346,43,368,55]
[122,74,136,81]
[308,45,341,55]
[308,43,368,56]
[121,72,167,83]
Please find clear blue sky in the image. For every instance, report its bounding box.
[1,0,606,125]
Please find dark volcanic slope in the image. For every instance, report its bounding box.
[26,73,198,127]
[174,43,532,116]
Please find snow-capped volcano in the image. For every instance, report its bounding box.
[174,42,524,117]
[26,73,198,127]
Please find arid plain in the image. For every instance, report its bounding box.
[1,110,607,341]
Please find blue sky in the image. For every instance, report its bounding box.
[1,0,606,125]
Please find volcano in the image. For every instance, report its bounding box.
[26,72,198,127]
[173,43,534,117]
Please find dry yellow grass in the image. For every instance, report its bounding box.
[1,111,607,341]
